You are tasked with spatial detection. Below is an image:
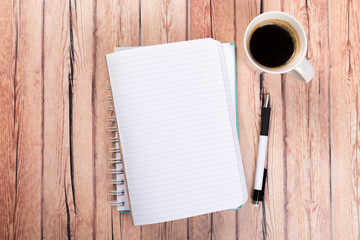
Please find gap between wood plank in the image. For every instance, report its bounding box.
[68,0,77,214]
[92,0,98,238]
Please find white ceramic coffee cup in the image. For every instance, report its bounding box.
[244,11,314,82]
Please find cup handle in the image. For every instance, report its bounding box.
[288,58,315,83]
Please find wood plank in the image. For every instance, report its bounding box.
[234,0,263,239]
[349,1,360,238]
[10,0,44,239]
[211,0,235,42]
[285,17,312,240]
[167,0,187,42]
[330,0,360,239]
[68,0,96,238]
[187,1,212,239]
[280,1,332,239]
[188,215,211,240]
[210,1,237,239]
[112,208,121,240]
[282,1,312,239]
[165,219,188,240]
[141,223,164,240]
[188,0,211,40]
[140,0,187,239]
[93,0,125,239]
[141,0,166,46]
[302,0,331,239]
[212,211,237,240]
[42,0,73,238]
[119,0,141,47]
[260,1,286,239]
[0,0,17,238]
[164,1,188,239]
[94,0,141,239]
[120,213,141,240]
[115,0,143,239]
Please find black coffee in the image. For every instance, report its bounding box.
[249,23,296,68]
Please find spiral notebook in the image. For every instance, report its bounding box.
[107,39,247,225]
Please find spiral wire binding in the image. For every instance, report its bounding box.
[108,82,126,209]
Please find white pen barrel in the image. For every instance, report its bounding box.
[254,136,268,190]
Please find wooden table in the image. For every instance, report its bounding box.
[0,0,359,239]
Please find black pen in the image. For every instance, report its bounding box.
[253,93,270,206]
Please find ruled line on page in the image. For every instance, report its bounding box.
[110,69,221,89]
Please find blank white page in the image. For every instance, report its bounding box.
[107,38,247,226]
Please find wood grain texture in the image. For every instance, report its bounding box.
[162,2,188,239]
[0,0,359,239]
[189,0,211,40]
[0,0,18,238]
[14,0,44,237]
[117,0,142,239]
[93,0,113,238]
[299,0,331,239]
[70,0,97,238]
[43,0,73,238]
[211,1,238,239]
[281,2,312,238]
[282,1,331,239]
[234,1,263,240]
[187,1,212,239]
[330,0,360,239]
[0,0,44,239]
[261,0,286,239]
[133,0,165,238]
[141,1,188,239]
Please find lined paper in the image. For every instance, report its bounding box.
[107,39,247,225]
[112,43,244,212]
